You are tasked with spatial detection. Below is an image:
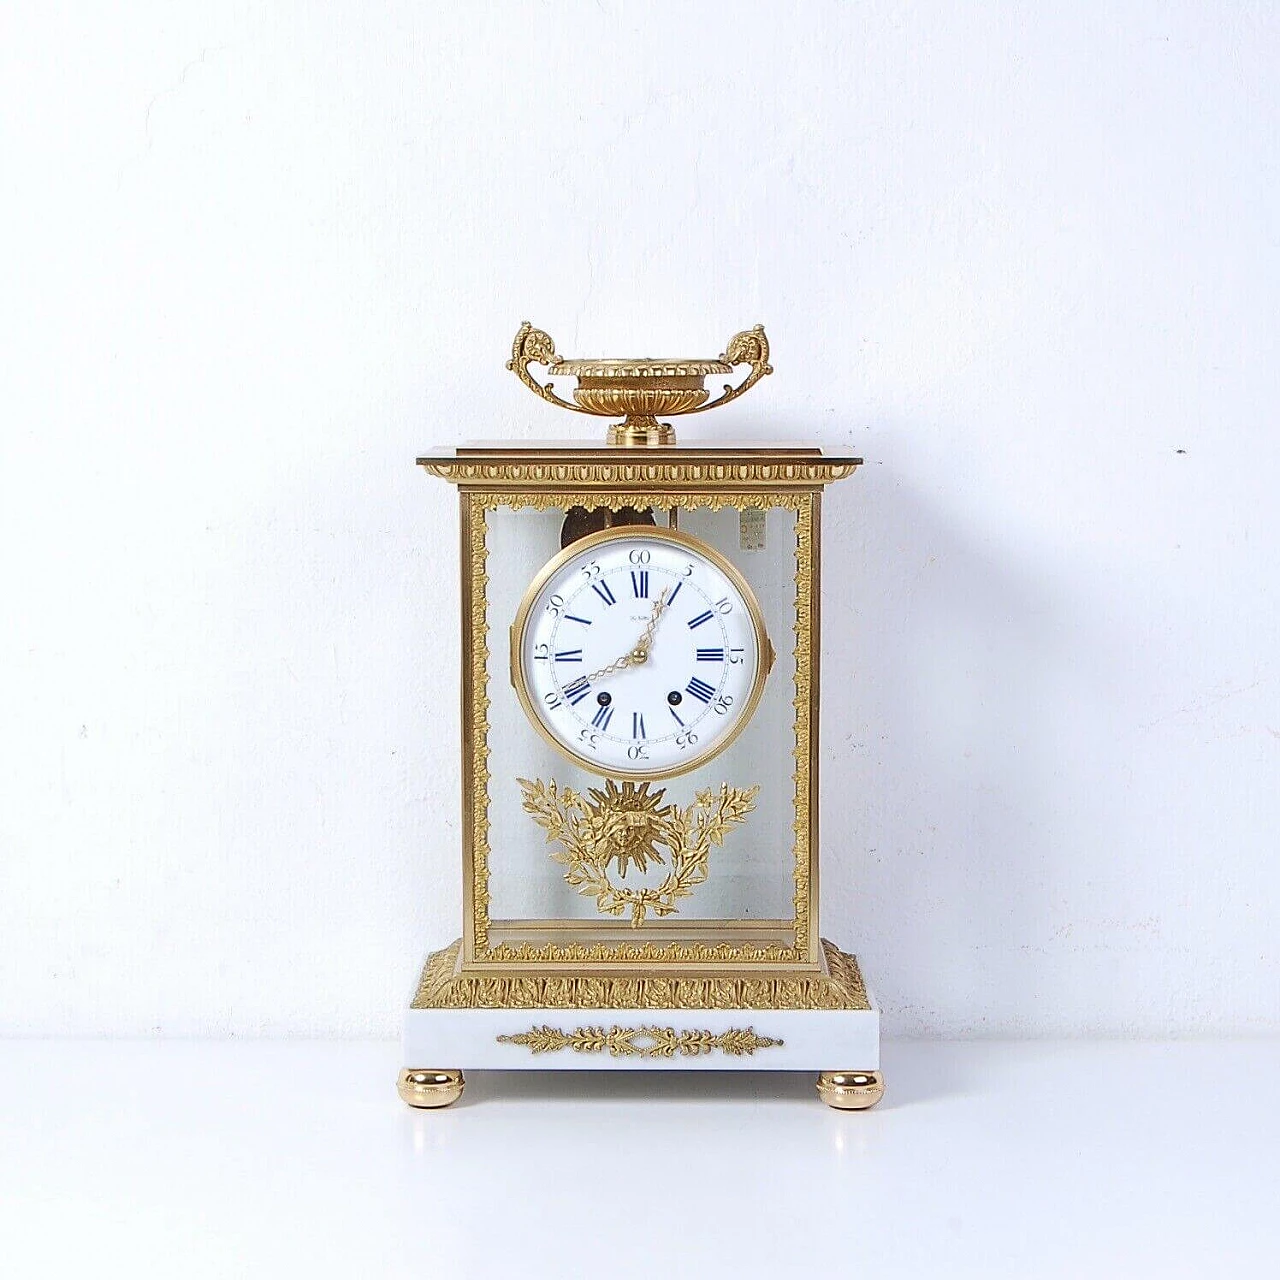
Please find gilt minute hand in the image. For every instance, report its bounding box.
[582,588,669,683]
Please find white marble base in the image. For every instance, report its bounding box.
[403,990,880,1073]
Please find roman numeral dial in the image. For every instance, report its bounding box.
[685,676,716,703]
[513,525,771,780]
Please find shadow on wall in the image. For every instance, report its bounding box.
[820,465,1124,1037]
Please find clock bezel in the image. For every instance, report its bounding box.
[509,524,774,781]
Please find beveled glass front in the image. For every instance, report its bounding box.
[460,490,821,969]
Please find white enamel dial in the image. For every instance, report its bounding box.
[512,526,771,779]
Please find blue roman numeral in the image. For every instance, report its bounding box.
[686,676,716,703]
[591,581,617,606]
[554,649,582,662]
[591,703,614,731]
[696,648,724,662]
[668,705,685,727]
[564,614,592,626]
[631,570,648,598]
[666,580,682,605]
[687,609,714,629]
[563,677,592,706]
[632,712,645,739]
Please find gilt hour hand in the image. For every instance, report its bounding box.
[583,588,669,682]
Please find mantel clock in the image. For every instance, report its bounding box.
[400,323,881,1110]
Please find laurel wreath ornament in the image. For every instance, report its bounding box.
[497,1024,782,1058]
[516,777,760,926]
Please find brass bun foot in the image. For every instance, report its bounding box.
[817,1070,884,1110]
[398,1069,465,1109]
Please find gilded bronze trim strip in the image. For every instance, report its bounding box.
[413,940,870,1011]
[421,458,858,488]
[461,494,492,952]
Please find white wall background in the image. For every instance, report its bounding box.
[3,1,1277,1038]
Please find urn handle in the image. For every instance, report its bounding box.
[505,322,593,415]
[684,325,773,417]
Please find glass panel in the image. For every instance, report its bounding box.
[483,500,801,948]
